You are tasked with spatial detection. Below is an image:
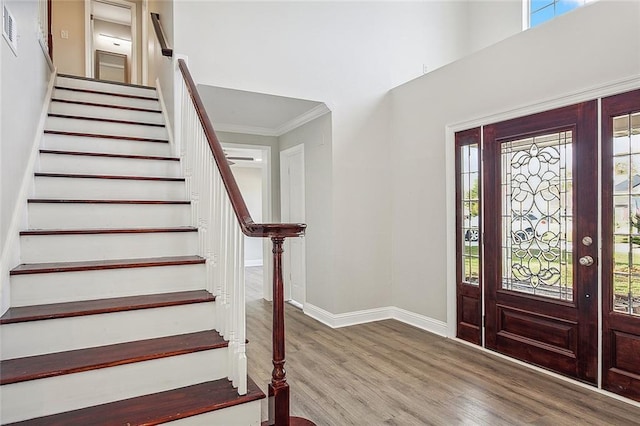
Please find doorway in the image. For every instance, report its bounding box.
[455,91,640,400]
[280,145,306,308]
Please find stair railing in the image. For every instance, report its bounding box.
[176,58,306,425]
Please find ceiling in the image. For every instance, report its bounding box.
[197,85,329,137]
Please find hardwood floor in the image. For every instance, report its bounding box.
[244,267,640,425]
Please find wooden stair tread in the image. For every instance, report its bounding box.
[6,377,265,425]
[0,330,226,385]
[44,130,168,143]
[20,227,197,236]
[51,98,162,114]
[28,199,190,205]
[57,73,157,91]
[34,172,184,182]
[48,113,166,128]
[0,290,214,324]
[10,255,204,275]
[54,86,158,101]
[39,149,179,161]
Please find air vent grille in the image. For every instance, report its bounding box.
[3,4,18,55]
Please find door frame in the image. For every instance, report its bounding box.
[280,144,306,308]
[445,76,640,395]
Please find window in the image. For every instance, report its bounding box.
[529,0,592,28]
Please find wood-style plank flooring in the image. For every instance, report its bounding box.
[244,267,640,425]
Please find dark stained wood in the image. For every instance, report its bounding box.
[7,377,265,425]
[44,130,168,143]
[47,113,166,128]
[177,60,305,239]
[53,86,158,101]
[51,98,162,114]
[1,330,226,385]
[455,127,482,346]
[601,88,640,402]
[20,227,196,236]
[150,13,173,57]
[47,0,52,59]
[483,101,598,384]
[0,290,214,324]
[57,73,156,91]
[28,199,190,205]
[34,172,184,182]
[40,149,179,161]
[10,255,204,275]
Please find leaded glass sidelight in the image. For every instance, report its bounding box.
[612,112,640,316]
[500,132,573,301]
[461,144,480,285]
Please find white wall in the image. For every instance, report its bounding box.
[147,0,174,128]
[279,113,333,311]
[173,1,471,314]
[231,165,263,266]
[390,0,640,322]
[1,0,53,313]
[467,0,522,52]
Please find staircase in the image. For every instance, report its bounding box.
[0,74,265,425]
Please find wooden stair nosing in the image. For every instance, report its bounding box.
[27,199,190,205]
[47,113,166,128]
[0,290,215,324]
[57,73,157,91]
[34,172,185,182]
[44,130,168,144]
[0,330,226,385]
[51,98,162,114]
[5,377,265,426]
[20,227,197,236]
[53,86,159,101]
[9,255,205,276]
[39,149,180,162]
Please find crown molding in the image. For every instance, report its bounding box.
[213,123,279,137]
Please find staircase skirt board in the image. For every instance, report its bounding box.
[4,378,265,426]
[46,115,168,140]
[38,151,182,177]
[42,133,172,156]
[27,202,191,230]
[56,74,157,97]
[52,88,161,110]
[10,263,205,307]
[20,230,197,263]
[49,100,164,123]
[33,175,185,201]
[1,301,217,359]
[0,349,229,424]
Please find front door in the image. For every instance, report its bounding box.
[483,101,598,383]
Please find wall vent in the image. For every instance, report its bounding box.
[3,4,18,55]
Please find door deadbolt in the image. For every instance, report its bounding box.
[582,236,593,246]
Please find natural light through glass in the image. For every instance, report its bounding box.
[461,144,480,286]
[530,0,591,27]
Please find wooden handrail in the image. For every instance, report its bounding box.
[178,59,306,238]
[150,13,173,58]
[178,59,311,425]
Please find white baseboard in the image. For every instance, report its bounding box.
[244,260,263,267]
[303,303,447,336]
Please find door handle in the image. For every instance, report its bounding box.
[579,255,594,267]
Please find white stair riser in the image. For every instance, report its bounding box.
[43,134,172,157]
[168,400,262,426]
[38,153,181,177]
[0,349,228,424]
[34,176,186,200]
[20,231,198,263]
[53,88,161,110]
[28,202,191,229]
[46,116,168,140]
[1,302,217,359]
[49,101,164,124]
[56,76,157,98]
[10,263,205,307]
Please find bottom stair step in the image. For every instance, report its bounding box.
[6,377,266,425]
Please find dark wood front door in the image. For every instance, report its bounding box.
[483,101,598,383]
[602,89,640,400]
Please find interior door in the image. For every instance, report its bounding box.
[483,101,598,383]
[602,89,640,401]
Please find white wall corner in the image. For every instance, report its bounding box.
[391,307,448,337]
[275,103,330,137]
[0,70,57,315]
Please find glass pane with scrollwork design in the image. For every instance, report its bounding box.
[461,144,480,285]
[612,113,640,316]
[501,132,573,301]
